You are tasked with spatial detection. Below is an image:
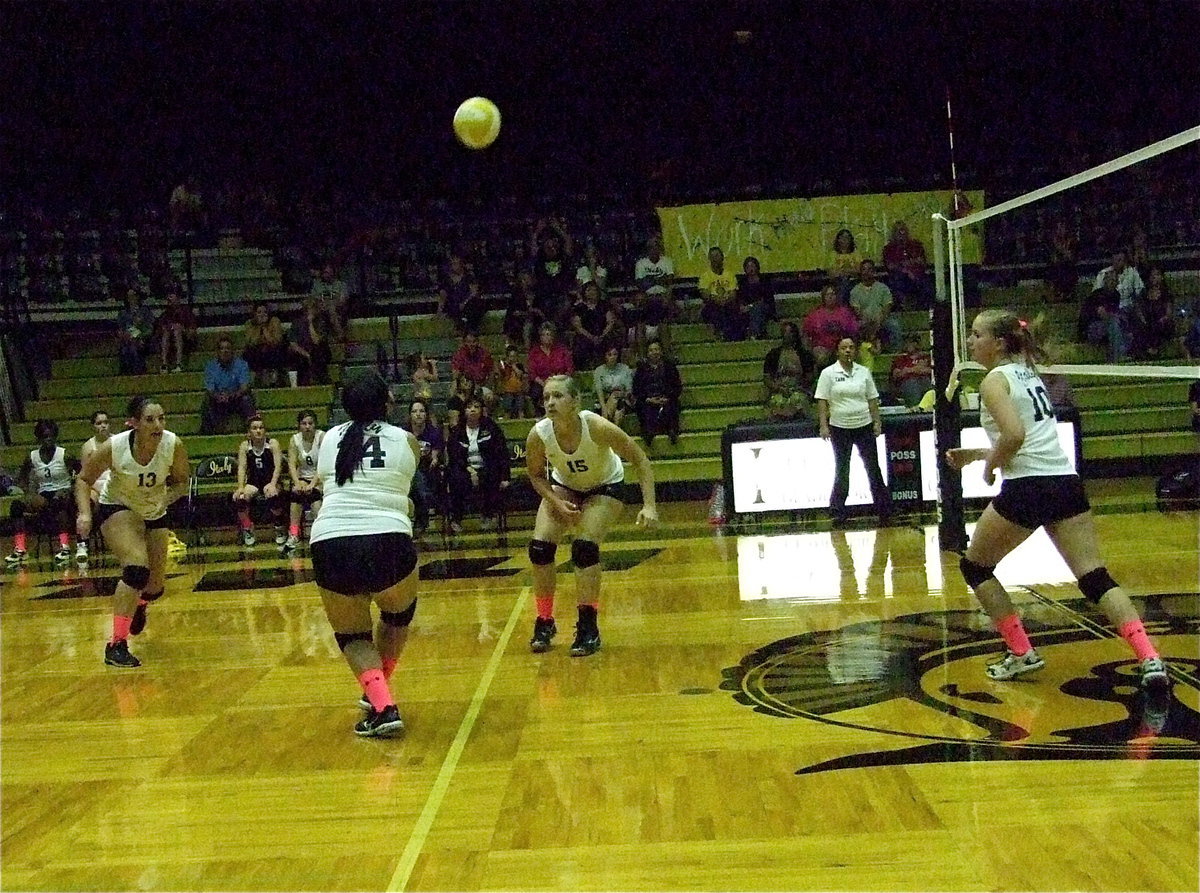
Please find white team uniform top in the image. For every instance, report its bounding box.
[99,429,178,520]
[533,410,624,492]
[814,362,879,428]
[82,436,112,491]
[30,446,72,493]
[291,431,324,482]
[980,362,1071,479]
[310,421,415,543]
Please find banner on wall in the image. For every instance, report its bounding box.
[655,190,985,278]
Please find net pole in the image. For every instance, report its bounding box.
[930,213,967,552]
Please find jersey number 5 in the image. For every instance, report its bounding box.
[363,436,387,468]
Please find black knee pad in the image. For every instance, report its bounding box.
[141,589,164,603]
[529,538,558,566]
[8,500,25,520]
[1078,567,1119,604]
[122,565,151,591]
[380,599,417,628]
[571,539,601,569]
[959,555,996,589]
[333,630,373,652]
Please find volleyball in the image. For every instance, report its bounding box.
[453,96,501,149]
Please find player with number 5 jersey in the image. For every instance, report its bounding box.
[524,374,658,657]
[946,310,1169,692]
[75,395,191,669]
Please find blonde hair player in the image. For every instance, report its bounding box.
[75,395,191,668]
[524,374,658,656]
[946,310,1169,689]
[283,409,324,553]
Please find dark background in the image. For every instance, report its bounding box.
[3,0,1198,213]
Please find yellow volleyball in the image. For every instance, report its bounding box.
[453,96,501,149]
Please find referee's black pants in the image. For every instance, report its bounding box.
[829,423,891,522]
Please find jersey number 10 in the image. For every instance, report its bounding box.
[1025,386,1054,422]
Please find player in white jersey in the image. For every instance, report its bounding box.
[947,310,1168,691]
[283,409,323,553]
[77,409,114,562]
[76,396,190,669]
[310,370,420,738]
[4,419,82,567]
[524,374,658,656]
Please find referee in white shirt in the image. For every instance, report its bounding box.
[814,337,892,526]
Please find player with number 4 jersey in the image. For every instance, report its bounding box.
[946,310,1169,693]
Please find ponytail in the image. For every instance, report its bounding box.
[335,421,369,486]
[975,309,1050,368]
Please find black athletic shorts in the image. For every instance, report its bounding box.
[552,481,624,505]
[96,501,172,530]
[289,486,322,505]
[311,532,417,597]
[992,474,1090,530]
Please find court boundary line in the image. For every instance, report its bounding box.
[386,585,528,892]
[1022,585,1200,688]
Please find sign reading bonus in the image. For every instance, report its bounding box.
[656,190,986,278]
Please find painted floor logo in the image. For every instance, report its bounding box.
[720,593,1199,774]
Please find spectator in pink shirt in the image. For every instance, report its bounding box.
[526,323,574,414]
[802,284,860,367]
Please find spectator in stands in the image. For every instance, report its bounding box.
[451,332,495,406]
[201,336,256,435]
[288,294,333,385]
[762,322,815,421]
[310,263,349,343]
[571,281,619,370]
[802,284,860,367]
[828,229,863,303]
[156,287,198,374]
[594,344,634,426]
[1190,379,1200,435]
[405,398,444,536]
[408,351,438,402]
[740,256,776,340]
[503,268,535,347]
[116,287,157,375]
[634,234,677,329]
[530,218,576,331]
[699,246,747,341]
[882,221,931,309]
[527,322,575,413]
[850,260,902,350]
[445,377,479,431]
[437,253,487,335]
[632,339,682,447]
[816,337,892,527]
[889,333,934,407]
[232,415,285,547]
[496,344,530,419]
[4,419,84,566]
[1094,249,1144,313]
[575,243,609,294]
[243,303,289,387]
[1079,270,1128,362]
[1043,220,1080,301]
[446,396,510,534]
[1130,265,1176,358]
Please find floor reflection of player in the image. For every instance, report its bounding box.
[947,310,1169,689]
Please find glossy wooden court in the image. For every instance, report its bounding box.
[2,502,1197,891]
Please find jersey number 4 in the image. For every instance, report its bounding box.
[363,436,387,468]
